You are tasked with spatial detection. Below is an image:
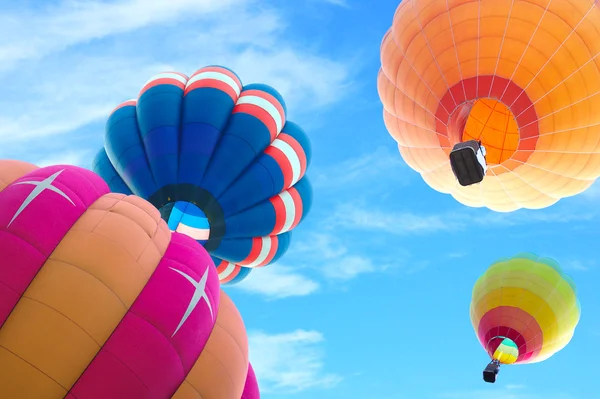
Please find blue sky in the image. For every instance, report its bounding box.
[0,0,598,398]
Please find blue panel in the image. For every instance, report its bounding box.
[178,87,235,185]
[201,124,261,198]
[218,152,282,217]
[217,120,311,217]
[224,200,277,238]
[294,177,313,222]
[104,105,156,198]
[210,237,253,263]
[137,85,183,189]
[270,232,291,263]
[92,149,132,195]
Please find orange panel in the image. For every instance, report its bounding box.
[0,193,171,398]
[0,160,38,191]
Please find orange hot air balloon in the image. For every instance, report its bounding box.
[378,0,600,212]
[0,160,253,399]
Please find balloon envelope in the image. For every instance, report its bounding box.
[378,0,600,211]
[0,161,251,398]
[94,66,313,284]
[470,253,580,365]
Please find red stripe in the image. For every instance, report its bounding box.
[233,103,278,141]
[219,265,241,284]
[260,236,278,266]
[241,89,285,122]
[288,187,303,230]
[0,166,109,328]
[216,260,230,274]
[245,237,263,263]
[69,233,220,398]
[265,146,292,188]
[184,79,238,101]
[111,100,136,114]
[139,77,187,97]
[193,67,242,89]
[278,133,307,176]
[476,306,543,363]
[269,194,286,234]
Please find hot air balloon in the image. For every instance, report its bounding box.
[470,253,581,383]
[93,66,313,284]
[0,160,257,398]
[378,0,600,212]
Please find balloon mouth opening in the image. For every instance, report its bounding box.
[488,336,519,364]
[163,201,211,245]
[460,98,519,165]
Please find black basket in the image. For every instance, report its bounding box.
[449,140,485,186]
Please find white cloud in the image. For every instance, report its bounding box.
[324,198,599,237]
[326,202,456,235]
[440,387,574,399]
[0,0,353,158]
[34,150,93,168]
[313,146,408,190]
[563,260,592,272]
[249,329,342,394]
[288,232,409,281]
[318,0,350,7]
[232,265,319,300]
[292,233,377,280]
[0,0,244,69]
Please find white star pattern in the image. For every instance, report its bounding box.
[7,169,75,227]
[169,266,214,338]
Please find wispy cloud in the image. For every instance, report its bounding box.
[326,202,454,234]
[563,259,593,272]
[325,200,599,237]
[34,149,93,168]
[0,0,354,160]
[318,0,350,7]
[249,329,342,394]
[313,145,409,190]
[288,232,413,281]
[232,265,320,300]
[439,387,574,399]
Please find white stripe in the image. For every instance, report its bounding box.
[236,95,283,134]
[186,71,241,97]
[244,236,272,268]
[144,72,188,86]
[218,262,237,280]
[277,190,296,234]
[176,224,210,240]
[272,138,301,186]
